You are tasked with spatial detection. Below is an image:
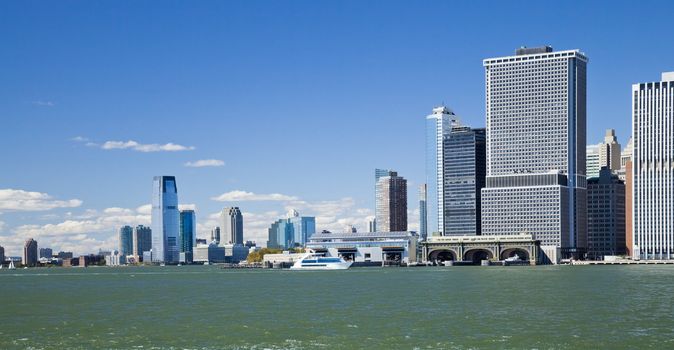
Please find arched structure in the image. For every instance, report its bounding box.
[421,234,540,265]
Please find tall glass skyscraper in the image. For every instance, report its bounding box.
[151,176,180,264]
[266,210,316,249]
[443,126,486,235]
[632,72,674,260]
[220,207,244,245]
[179,210,196,254]
[425,106,460,235]
[118,225,133,257]
[419,184,427,239]
[481,46,587,259]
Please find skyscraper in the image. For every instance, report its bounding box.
[0,245,5,263]
[151,176,180,264]
[481,46,588,259]
[132,225,152,262]
[373,168,392,232]
[376,171,407,232]
[419,184,427,239]
[211,227,221,244]
[39,248,53,259]
[23,238,38,267]
[632,72,674,260]
[179,210,196,254]
[266,211,316,249]
[425,106,460,235]
[443,125,486,235]
[118,225,133,257]
[220,207,243,245]
[598,129,621,172]
[587,168,626,260]
[618,137,633,182]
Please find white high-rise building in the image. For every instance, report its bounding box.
[425,106,460,235]
[151,176,180,264]
[632,72,674,260]
[481,46,588,260]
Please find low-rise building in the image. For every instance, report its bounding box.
[105,250,126,266]
[193,243,248,264]
[306,231,418,266]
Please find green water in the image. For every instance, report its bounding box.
[1,265,673,349]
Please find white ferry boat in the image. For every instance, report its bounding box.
[290,253,352,270]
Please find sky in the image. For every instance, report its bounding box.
[1,0,673,256]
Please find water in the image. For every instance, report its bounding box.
[1,265,673,349]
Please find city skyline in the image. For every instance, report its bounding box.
[2,1,674,256]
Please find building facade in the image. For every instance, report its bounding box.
[23,238,38,267]
[443,125,486,235]
[39,247,53,259]
[119,225,133,257]
[425,106,460,235]
[632,72,674,260]
[266,211,316,249]
[220,207,244,245]
[587,168,626,259]
[132,225,152,262]
[375,171,408,232]
[151,176,180,264]
[598,129,621,173]
[0,245,4,264]
[586,144,601,179]
[373,168,393,232]
[419,183,428,239]
[481,46,588,259]
[211,227,221,244]
[179,210,196,254]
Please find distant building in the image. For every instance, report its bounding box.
[105,250,125,266]
[374,168,393,232]
[617,137,633,182]
[220,207,243,245]
[196,238,207,245]
[266,211,316,249]
[598,129,621,173]
[57,251,73,260]
[179,210,196,254]
[344,225,357,233]
[39,247,53,259]
[586,144,601,179]
[376,171,407,232]
[151,175,180,264]
[587,168,626,260]
[23,238,38,267]
[0,245,5,263]
[419,184,427,239]
[306,231,418,265]
[632,72,674,260]
[132,225,152,262]
[119,225,133,257]
[210,227,221,244]
[442,125,486,235]
[368,220,376,233]
[193,242,248,264]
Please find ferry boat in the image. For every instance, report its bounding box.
[290,253,352,270]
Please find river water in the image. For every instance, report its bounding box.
[1,265,673,349]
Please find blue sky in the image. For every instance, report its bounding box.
[1,0,673,255]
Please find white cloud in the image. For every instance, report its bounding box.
[100,140,195,152]
[0,189,82,211]
[211,190,298,202]
[136,204,152,215]
[70,136,89,142]
[179,204,197,211]
[32,101,54,107]
[184,159,225,168]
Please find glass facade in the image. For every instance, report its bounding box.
[179,210,196,254]
[133,225,152,261]
[220,207,244,245]
[118,225,133,257]
[151,176,180,264]
[443,127,486,235]
[267,215,316,249]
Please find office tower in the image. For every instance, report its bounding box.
[23,238,38,267]
[151,176,180,264]
[443,125,486,235]
[587,168,626,260]
[0,245,4,263]
[481,46,587,259]
[368,220,376,233]
[118,225,133,257]
[211,227,221,244]
[266,211,316,249]
[179,210,196,253]
[625,158,633,257]
[376,171,407,232]
[425,106,460,235]
[220,207,244,245]
[373,168,393,232]
[419,184,428,239]
[598,129,621,172]
[57,251,74,260]
[586,144,601,178]
[632,72,674,260]
[132,225,152,262]
[39,248,53,259]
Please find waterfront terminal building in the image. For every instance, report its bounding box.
[306,231,418,266]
